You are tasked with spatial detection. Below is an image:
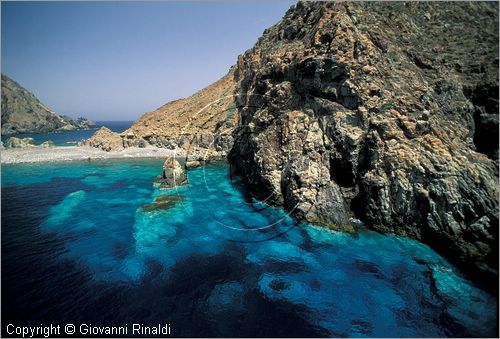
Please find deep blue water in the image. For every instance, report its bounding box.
[1,159,497,337]
[1,121,133,146]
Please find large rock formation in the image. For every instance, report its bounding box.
[81,126,124,151]
[155,157,188,189]
[1,74,96,135]
[229,2,499,284]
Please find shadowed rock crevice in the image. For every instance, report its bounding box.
[463,83,499,160]
[329,157,354,188]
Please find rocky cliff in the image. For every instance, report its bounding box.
[229,2,498,286]
[1,74,96,135]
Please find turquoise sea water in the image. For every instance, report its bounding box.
[1,159,497,337]
[1,121,133,146]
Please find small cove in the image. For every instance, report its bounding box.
[1,159,497,337]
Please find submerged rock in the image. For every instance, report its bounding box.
[141,194,185,212]
[155,157,188,188]
[4,136,35,148]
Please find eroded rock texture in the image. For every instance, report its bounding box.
[229,2,499,282]
[82,126,125,151]
[155,157,188,189]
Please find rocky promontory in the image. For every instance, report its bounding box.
[229,2,498,285]
[1,74,96,135]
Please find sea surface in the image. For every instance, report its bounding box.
[1,121,133,146]
[1,159,497,337]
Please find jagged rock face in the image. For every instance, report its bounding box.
[155,157,188,188]
[1,74,96,135]
[81,126,124,151]
[229,2,499,279]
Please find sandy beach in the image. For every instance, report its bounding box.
[1,146,186,164]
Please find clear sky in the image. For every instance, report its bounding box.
[1,1,293,121]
